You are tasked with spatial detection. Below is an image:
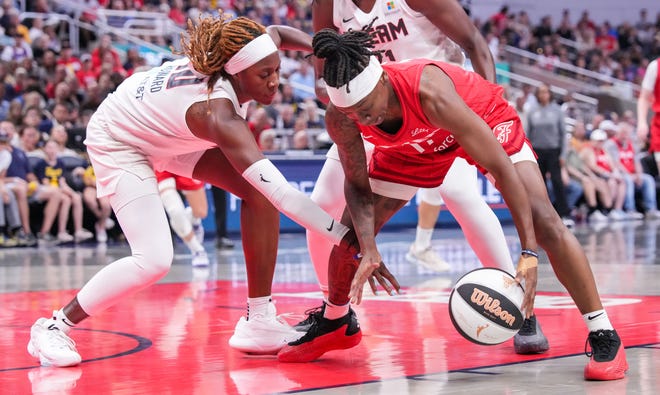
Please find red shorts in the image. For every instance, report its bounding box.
[368,119,528,187]
[154,170,204,191]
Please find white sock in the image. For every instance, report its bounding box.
[52,309,75,334]
[184,236,204,254]
[247,296,271,320]
[323,300,350,320]
[583,309,614,332]
[414,226,434,249]
[319,284,329,301]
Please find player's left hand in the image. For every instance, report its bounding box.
[515,254,538,318]
[364,261,401,297]
[349,256,400,305]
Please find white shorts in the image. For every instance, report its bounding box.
[85,110,207,198]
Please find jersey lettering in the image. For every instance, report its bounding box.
[166,65,205,89]
[366,18,409,62]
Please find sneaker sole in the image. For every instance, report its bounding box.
[277,325,362,363]
[228,335,294,355]
[27,340,81,367]
[584,345,629,381]
[514,340,550,354]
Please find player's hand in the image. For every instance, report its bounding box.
[363,261,401,298]
[515,254,538,319]
[348,252,400,305]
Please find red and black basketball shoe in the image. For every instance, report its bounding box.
[278,308,361,362]
[584,329,628,380]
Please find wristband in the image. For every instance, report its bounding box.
[521,249,538,258]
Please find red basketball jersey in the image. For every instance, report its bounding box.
[358,59,528,187]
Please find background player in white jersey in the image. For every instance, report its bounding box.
[303,0,548,355]
[26,14,363,367]
[155,170,210,267]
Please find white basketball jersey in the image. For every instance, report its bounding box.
[92,57,247,160]
[333,0,464,65]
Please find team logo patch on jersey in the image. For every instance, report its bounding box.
[493,120,514,144]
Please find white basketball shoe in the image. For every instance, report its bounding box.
[28,317,81,367]
[406,243,451,272]
[229,303,302,354]
[191,250,210,267]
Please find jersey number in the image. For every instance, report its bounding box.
[166,66,205,88]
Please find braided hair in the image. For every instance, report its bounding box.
[312,24,382,93]
[181,13,266,96]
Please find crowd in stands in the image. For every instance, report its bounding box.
[0,0,657,247]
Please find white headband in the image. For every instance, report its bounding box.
[224,34,278,75]
[326,56,383,107]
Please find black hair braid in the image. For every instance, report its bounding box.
[312,27,381,93]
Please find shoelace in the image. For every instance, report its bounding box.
[299,305,324,325]
[518,316,536,335]
[584,331,615,358]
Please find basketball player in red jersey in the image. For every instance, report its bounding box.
[298,0,549,355]
[637,57,660,171]
[278,27,628,382]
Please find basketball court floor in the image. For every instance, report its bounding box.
[1,220,659,394]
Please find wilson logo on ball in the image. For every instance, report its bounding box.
[457,283,521,329]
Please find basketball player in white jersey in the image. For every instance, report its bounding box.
[26,15,364,367]
[302,0,549,355]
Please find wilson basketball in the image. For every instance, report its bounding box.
[448,267,525,345]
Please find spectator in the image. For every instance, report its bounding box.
[247,106,273,142]
[291,128,310,150]
[76,54,97,89]
[277,103,296,129]
[6,129,64,244]
[1,31,33,63]
[56,40,82,76]
[258,128,279,152]
[90,34,122,72]
[581,129,627,221]
[565,122,611,223]
[526,84,574,226]
[79,164,114,243]
[32,139,93,243]
[605,121,660,219]
[288,59,315,102]
[19,125,45,159]
[168,0,187,28]
[300,98,324,129]
[0,127,22,247]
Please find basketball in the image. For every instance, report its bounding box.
[448,268,525,345]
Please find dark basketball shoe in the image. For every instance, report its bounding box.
[584,329,628,380]
[278,309,361,362]
[293,303,326,332]
[514,315,550,354]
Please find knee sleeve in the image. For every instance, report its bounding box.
[419,186,444,206]
[307,157,349,289]
[310,156,347,218]
[78,182,174,316]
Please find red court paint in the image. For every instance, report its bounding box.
[2,281,657,394]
